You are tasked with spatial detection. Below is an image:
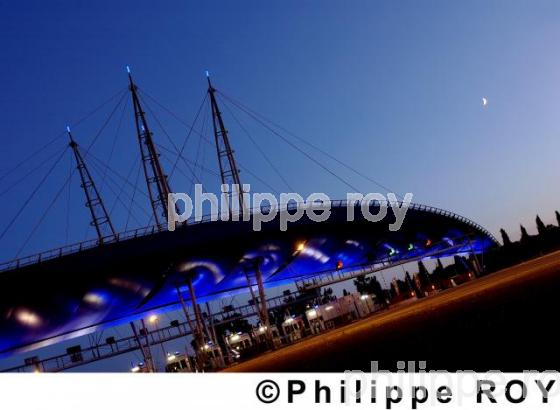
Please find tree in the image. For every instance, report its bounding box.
[405,271,422,297]
[319,287,335,304]
[417,260,429,278]
[354,274,387,306]
[556,211,560,227]
[500,228,512,246]
[520,224,530,242]
[354,275,369,295]
[536,215,546,236]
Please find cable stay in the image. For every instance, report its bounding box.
[139,97,202,187]
[219,95,295,192]
[193,102,210,183]
[125,165,144,231]
[86,158,150,228]
[86,154,153,220]
[86,152,151,203]
[156,143,218,179]
[97,96,129,195]
[138,89,214,147]
[0,87,127,185]
[0,146,69,244]
[68,128,117,244]
[15,158,78,258]
[136,89,276,196]
[218,90,403,199]
[0,149,65,199]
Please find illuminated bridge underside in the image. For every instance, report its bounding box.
[0,202,496,355]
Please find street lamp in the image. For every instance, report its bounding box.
[147,314,166,370]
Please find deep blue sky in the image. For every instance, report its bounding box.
[1,1,560,370]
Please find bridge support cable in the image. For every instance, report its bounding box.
[14,149,79,257]
[134,89,221,186]
[86,152,151,203]
[85,153,153,225]
[97,96,129,195]
[0,148,66,199]
[0,87,127,185]
[106,158,141,218]
[219,91,403,198]
[138,94,202,185]
[156,143,219,180]
[0,145,69,245]
[136,91,209,182]
[137,88,215,149]
[219,95,295,192]
[125,164,144,231]
[156,144,200,189]
[193,103,211,184]
[236,163,282,196]
[86,158,151,227]
[65,155,73,245]
[217,93,361,193]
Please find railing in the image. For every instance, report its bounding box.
[0,200,497,273]
[294,237,478,291]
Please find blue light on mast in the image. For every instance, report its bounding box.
[126,65,131,74]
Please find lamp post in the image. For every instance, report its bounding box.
[148,314,167,370]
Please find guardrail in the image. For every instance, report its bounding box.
[0,200,497,273]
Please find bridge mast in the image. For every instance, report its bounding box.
[67,127,117,244]
[127,66,173,228]
[206,71,245,214]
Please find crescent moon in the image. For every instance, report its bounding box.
[482,97,488,107]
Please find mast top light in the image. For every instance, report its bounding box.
[66,125,71,133]
[205,70,210,78]
[126,65,131,74]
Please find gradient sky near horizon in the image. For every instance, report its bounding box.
[1,1,560,370]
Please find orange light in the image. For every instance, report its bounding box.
[148,314,158,324]
[336,260,343,270]
[425,239,432,246]
[296,242,305,252]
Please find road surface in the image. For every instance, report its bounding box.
[225,250,560,372]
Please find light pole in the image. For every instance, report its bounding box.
[148,314,167,371]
